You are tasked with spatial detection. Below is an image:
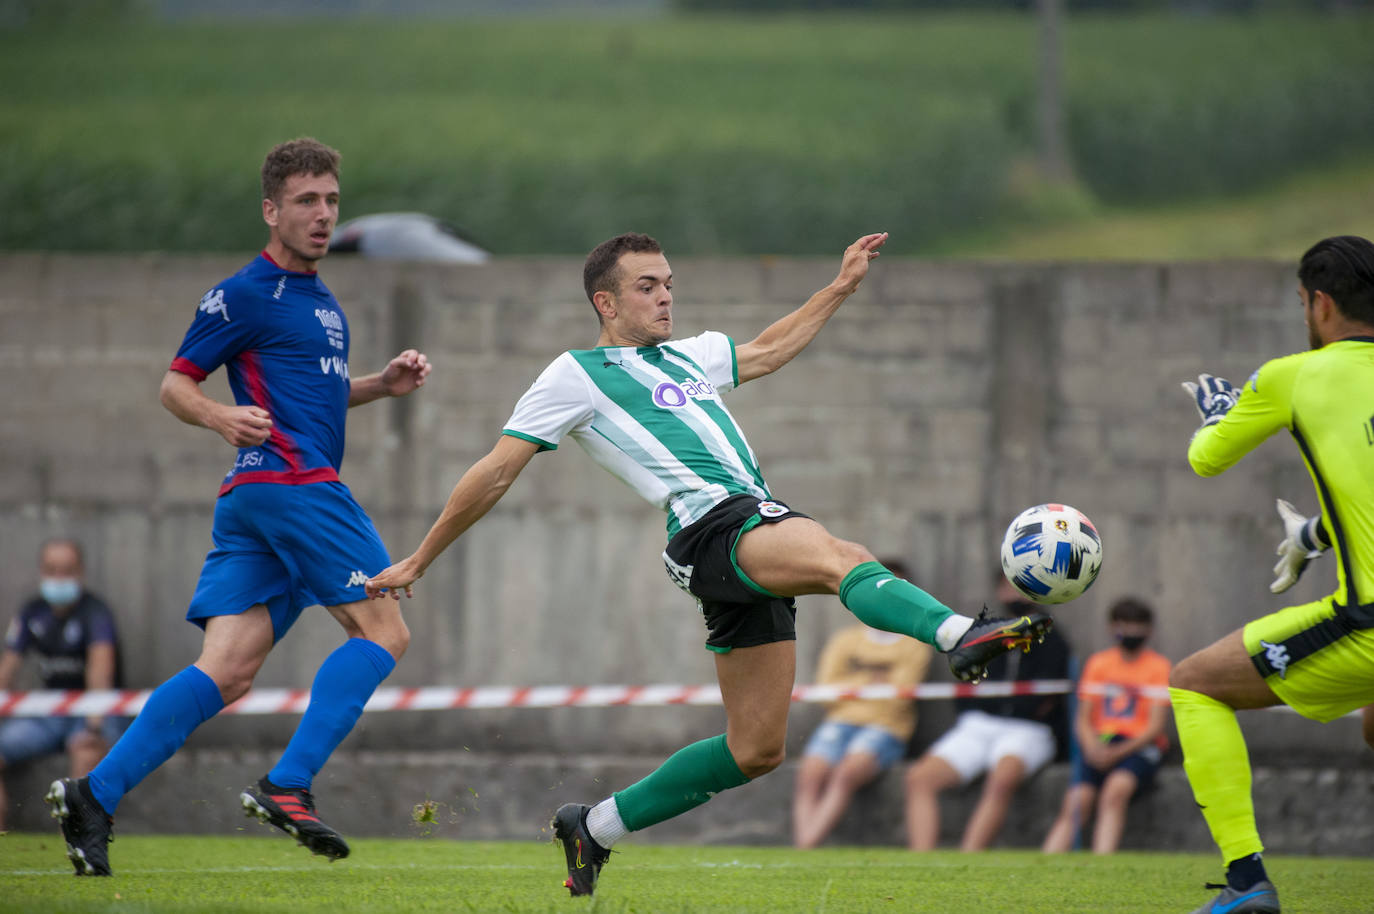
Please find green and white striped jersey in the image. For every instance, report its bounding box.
[502,331,770,538]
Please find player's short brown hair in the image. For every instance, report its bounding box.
[261,138,341,204]
[583,232,662,307]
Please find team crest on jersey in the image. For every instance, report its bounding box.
[199,288,230,321]
[758,501,790,518]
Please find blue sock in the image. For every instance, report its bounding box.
[87,665,224,815]
[268,638,395,790]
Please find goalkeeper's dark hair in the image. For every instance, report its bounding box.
[1108,597,1153,626]
[583,232,663,312]
[261,137,341,204]
[1298,235,1374,326]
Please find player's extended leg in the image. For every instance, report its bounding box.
[1091,768,1138,854]
[960,754,1025,851]
[242,598,407,860]
[1170,628,1282,912]
[796,750,882,849]
[903,754,961,851]
[733,517,1050,680]
[50,607,273,875]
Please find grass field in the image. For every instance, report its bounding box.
[3,832,1374,914]
[3,12,1374,256]
[935,151,1374,262]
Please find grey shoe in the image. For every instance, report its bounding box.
[552,802,611,896]
[1188,880,1280,914]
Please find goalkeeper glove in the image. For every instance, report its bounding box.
[1270,498,1330,594]
[1181,373,1238,427]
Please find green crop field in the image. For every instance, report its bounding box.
[2,832,1373,914]
[3,12,1374,257]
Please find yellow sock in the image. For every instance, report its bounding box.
[1170,687,1264,863]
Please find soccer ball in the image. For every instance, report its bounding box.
[1000,503,1103,604]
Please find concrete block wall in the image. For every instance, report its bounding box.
[0,252,1366,772]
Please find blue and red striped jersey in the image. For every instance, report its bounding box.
[170,252,352,495]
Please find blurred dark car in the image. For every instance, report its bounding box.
[330,213,491,263]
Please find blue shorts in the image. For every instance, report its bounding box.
[802,720,906,770]
[0,716,129,766]
[1071,734,1164,791]
[187,481,390,641]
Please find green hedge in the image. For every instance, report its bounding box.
[0,13,1371,254]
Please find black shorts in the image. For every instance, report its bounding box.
[662,494,809,653]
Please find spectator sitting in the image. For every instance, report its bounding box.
[904,575,1071,851]
[792,558,933,848]
[0,538,123,832]
[1042,596,1172,854]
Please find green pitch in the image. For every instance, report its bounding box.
[2,833,1372,914]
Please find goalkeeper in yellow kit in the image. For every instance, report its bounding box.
[1172,235,1374,914]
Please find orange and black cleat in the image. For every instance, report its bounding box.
[241,777,350,860]
[552,802,611,896]
[947,607,1054,682]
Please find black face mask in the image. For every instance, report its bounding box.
[1117,634,1147,652]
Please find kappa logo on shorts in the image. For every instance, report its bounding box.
[757,501,790,518]
[347,570,369,588]
[1260,639,1291,679]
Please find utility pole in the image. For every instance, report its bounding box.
[1036,0,1072,182]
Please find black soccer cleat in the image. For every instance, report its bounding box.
[1188,880,1281,913]
[46,776,114,876]
[241,777,350,860]
[552,802,611,897]
[947,607,1054,682]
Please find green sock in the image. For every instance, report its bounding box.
[613,734,750,832]
[838,560,953,645]
[1170,687,1264,863]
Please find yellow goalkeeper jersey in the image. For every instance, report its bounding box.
[1188,337,1374,622]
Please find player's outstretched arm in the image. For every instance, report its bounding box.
[735,232,887,383]
[159,369,273,448]
[349,348,432,407]
[365,434,541,599]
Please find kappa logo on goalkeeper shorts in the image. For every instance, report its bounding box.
[1260,640,1291,679]
[347,570,369,587]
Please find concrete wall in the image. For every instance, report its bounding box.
[0,252,1365,771]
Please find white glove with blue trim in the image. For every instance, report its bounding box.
[1181,373,1238,427]
[1270,498,1329,594]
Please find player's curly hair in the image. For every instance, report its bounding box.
[583,232,663,311]
[1298,235,1374,326]
[261,138,341,204]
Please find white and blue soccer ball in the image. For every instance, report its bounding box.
[1000,503,1103,605]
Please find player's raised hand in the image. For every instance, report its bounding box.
[832,232,889,295]
[1270,498,1328,594]
[215,404,273,447]
[365,557,422,600]
[1181,373,1238,427]
[379,349,432,397]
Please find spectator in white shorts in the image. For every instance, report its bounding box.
[904,576,1071,851]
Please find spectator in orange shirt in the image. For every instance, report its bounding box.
[1043,597,1172,854]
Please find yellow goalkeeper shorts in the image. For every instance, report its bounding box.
[1244,594,1374,722]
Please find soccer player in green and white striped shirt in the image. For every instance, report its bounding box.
[365,231,1052,897]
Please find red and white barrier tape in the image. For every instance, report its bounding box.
[0,679,1188,718]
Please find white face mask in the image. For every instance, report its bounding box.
[40,577,81,607]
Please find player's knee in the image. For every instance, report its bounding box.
[735,742,786,778]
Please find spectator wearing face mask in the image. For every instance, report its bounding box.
[1042,597,1172,855]
[0,538,123,832]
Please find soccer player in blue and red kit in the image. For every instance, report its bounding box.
[45,138,432,876]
